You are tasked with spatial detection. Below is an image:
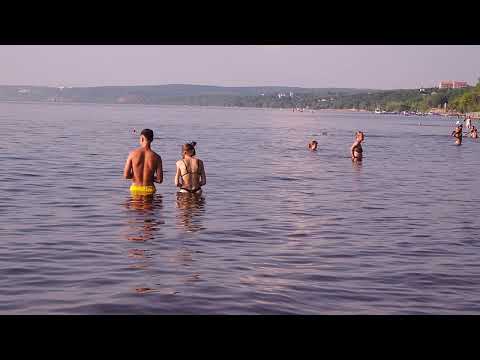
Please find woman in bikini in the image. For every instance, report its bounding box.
[174,142,206,195]
[351,131,364,162]
[452,123,463,145]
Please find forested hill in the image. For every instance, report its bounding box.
[1,83,478,113]
[0,84,374,105]
[230,83,480,113]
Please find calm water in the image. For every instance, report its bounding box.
[1,102,480,314]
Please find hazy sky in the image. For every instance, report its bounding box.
[0,45,478,89]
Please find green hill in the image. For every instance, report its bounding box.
[0,84,375,105]
[1,82,478,113]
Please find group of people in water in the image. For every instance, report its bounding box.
[308,131,365,162]
[451,116,478,145]
[126,127,364,198]
[307,116,477,160]
[126,116,477,196]
[124,129,206,196]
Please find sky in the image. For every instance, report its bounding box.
[0,45,478,89]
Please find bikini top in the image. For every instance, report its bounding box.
[181,159,201,178]
[353,142,363,153]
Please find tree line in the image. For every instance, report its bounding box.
[233,80,480,113]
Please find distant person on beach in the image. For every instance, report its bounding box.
[175,142,206,195]
[470,125,478,139]
[465,117,472,129]
[452,122,463,145]
[351,131,364,161]
[123,129,163,195]
[308,140,318,151]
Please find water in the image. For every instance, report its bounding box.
[1,102,480,314]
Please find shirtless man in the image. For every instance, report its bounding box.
[351,131,364,161]
[452,122,463,145]
[123,128,163,195]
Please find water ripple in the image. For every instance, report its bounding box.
[1,103,480,314]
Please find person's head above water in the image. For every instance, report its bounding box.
[140,129,154,147]
[308,140,318,150]
[182,141,197,158]
[355,131,365,141]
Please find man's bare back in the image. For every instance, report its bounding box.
[124,129,163,193]
[125,148,163,186]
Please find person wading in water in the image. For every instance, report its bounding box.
[351,131,365,161]
[452,122,463,145]
[175,142,206,195]
[308,140,318,151]
[123,128,163,195]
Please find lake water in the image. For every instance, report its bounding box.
[1,102,480,314]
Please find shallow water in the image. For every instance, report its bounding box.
[1,102,480,314]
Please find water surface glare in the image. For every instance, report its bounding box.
[1,102,480,314]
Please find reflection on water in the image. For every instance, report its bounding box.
[123,194,164,242]
[174,247,194,266]
[352,159,363,172]
[175,192,206,232]
[123,194,165,293]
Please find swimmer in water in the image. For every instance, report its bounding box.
[470,125,478,139]
[351,131,364,162]
[308,140,318,151]
[175,142,206,195]
[123,129,163,195]
[452,122,463,145]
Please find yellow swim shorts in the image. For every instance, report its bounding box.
[130,184,156,195]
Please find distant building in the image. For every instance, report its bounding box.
[289,92,294,97]
[18,89,30,94]
[438,80,469,89]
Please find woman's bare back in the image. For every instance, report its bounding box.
[176,157,205,191]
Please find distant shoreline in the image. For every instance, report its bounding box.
[0,99,372,112]
[0,99,465,118]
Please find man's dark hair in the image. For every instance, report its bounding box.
[141,129,154,142]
